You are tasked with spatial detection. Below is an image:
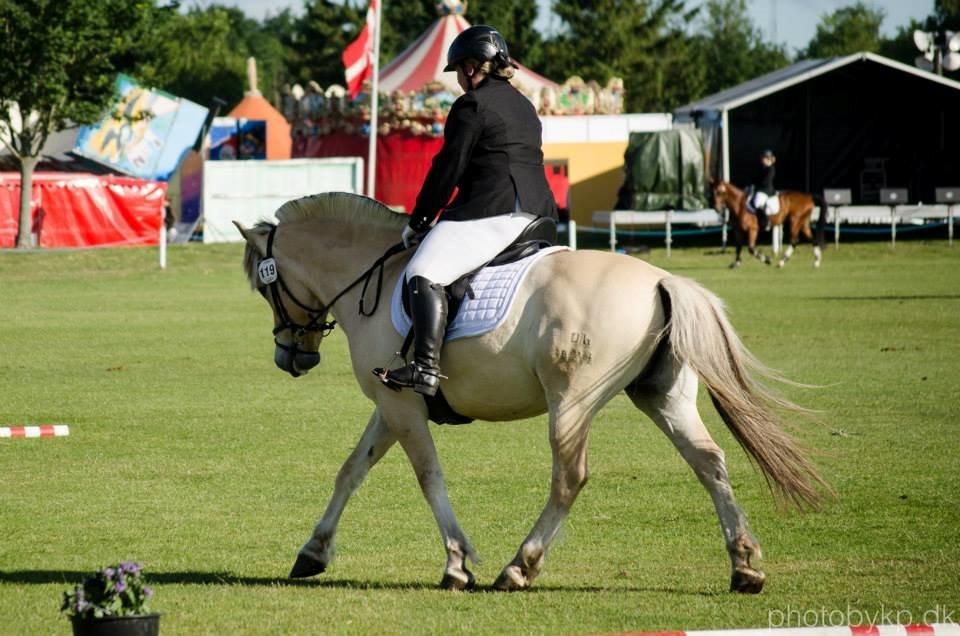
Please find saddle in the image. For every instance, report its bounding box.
[401,216,558,324]
[399,216,557,426]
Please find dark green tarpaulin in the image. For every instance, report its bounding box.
[619,129,707,211]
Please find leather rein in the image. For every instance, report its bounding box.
[257,224,406,353]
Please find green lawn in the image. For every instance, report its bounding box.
[1,240,958,635]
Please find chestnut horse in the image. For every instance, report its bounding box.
[236,192,829,593]
[713,180,825,269]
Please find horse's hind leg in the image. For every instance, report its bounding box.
[492,400,594,591]
[290,409,397,578]
[627,362,766,594]
[777,217,809,268]
[799,221,822,267]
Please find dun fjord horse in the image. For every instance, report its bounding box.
[713,180,825,269]
[236,192,829,593]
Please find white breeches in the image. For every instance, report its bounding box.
[405,210,537,286]
[750,191,780,215]
[750,191,769,211]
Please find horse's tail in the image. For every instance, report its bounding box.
[812,194,827,247]
[657,276,832,510]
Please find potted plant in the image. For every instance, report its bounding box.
[61,562,159,636]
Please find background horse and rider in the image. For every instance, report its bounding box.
[712,179,826,269]
[236,192,830,594]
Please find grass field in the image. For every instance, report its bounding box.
[1,240,958,635]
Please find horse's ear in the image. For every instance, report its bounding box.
[233,221,268,256]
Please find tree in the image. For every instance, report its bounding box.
[380,0,435,63]
[469,0,544,69]
[0,0,167,248]
[542,0,702,112]
[293,0,363,88]
[803,2,885,59]
[881,0,960,78]
[692,0,789,98]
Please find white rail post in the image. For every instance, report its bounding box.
[567,220,577,250]
[665,210,673,257]
[159,212,167,269]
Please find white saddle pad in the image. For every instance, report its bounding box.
[391,246,569,342]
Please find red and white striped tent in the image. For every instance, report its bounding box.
[379,13,559,96]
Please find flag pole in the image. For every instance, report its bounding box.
[366,0,381,199]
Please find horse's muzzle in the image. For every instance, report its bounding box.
[274,345,320,377]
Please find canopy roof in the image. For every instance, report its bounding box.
[379,14,558,96]
[675,52,960,117]
[673,52,960,204]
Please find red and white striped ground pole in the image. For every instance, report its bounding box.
[622,625,959,636]
[0,425,70,438]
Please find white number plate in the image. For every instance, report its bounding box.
[258,258,278,285]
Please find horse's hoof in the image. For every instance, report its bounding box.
[729,261,742,269]
[730,566,765,594]
[439,568,476,591]
[491,566,528,592]
[289,552,326,579]
[777,260,785,268]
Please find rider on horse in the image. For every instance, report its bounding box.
[750,150,776,230]
[384,25,559,396]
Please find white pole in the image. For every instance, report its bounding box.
[365,0,382,199]
[949,205,954,247]
[666,210,673,257]
[567,220,577,250]
[721,109,730,182]
[159,210,167,269]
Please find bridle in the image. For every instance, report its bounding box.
[256,224,405,357]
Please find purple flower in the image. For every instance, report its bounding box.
[74,600,89,614]
[115,580,127,593]
[120,561,141,575]
[143,587,153,599]
[103,567,116,579]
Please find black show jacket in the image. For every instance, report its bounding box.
[407,76,558,232]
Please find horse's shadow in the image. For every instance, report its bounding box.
[0,569,721,595]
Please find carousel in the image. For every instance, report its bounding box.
[283,1,624,213]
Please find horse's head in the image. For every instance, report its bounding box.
[712,180,731,210]
[236,221,326,378]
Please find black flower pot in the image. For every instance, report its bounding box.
[70,614,160,636]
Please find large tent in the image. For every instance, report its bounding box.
[674,52,960,204]
[379,13,559,96]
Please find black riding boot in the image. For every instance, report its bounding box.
[385,276,447,396]
[757,207,769,231]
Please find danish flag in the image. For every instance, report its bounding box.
[342,0,378,99]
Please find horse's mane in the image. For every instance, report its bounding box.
[241,192,407,289]
[274,191,407,231]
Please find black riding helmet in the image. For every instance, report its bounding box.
[443,25,519,72]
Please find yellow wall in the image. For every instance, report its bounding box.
[543,141,627,225]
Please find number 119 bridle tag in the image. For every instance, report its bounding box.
[258,258,278,285]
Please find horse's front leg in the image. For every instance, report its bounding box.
[731,226,744,269]
[380,393,479,590]
[290,408,396,578]
[746,225,771,265]
[493,401,592,591]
